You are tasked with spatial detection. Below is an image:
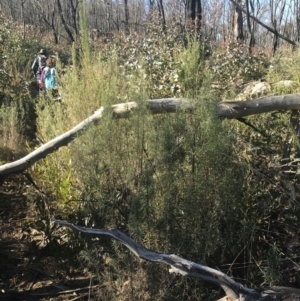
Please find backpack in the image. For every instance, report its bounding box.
[44,66,56,91]
[40,55,47,68]
[40,68,46,83]
[31,57,39,75]
[39,68,46,90]
[31,54,47,75]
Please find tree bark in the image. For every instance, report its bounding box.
[124,0,129,34]
[110,94,300,119]
[157,0,166,30]
[2,95,300,177]
[54,220,300,301]
[233,0,244,42]
[186,0,202,32]
[246,0,255,51]
[56,0,75,42]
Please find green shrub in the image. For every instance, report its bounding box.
[210,42,270,92]
[44,35,246,299]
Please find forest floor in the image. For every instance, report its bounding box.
[0,174,96,301]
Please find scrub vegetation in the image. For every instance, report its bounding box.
[1,3,300,300]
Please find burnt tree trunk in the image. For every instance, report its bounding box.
[124,0,129,34]
[56,0,75,42]
[186,0,202,32]
[233,0,244,42]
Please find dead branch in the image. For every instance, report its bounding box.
[55,220,300,301]
[0,108,104,177]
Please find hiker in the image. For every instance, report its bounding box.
[31,49,47,92]
[42,56,57,94]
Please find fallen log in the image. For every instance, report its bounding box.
[111,94,300,119]
[55,220,300,301]
[0,108,104,177]
[1,94,300,177]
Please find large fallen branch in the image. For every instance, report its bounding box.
[1,94,300,177]
[113,94,300,119]
[55,220,300,301]
[0,108,103,177]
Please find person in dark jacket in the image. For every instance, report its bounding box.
[31,49,47,92]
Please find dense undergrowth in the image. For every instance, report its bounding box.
[1,11,300,301]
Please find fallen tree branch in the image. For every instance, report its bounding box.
[112,94,300,119]
[30,284,102,296]
[54,220,300,301]
[0,108,104,177]
[1,94,300,178]
[217,94,300,119]
[1,284,102,299]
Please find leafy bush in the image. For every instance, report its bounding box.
[265,46,300,93]
[210,42,270,92]
[0,15,38,153]
[37,33,246,299]
[13,10,300,300]
[99,16,207,99]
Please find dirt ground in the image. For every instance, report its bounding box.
[0,174,98,301]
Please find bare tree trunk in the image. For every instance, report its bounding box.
[124,0,129,34]
[233,0,244,42]
[229,0,296,47]
[21,0,26,39]
[106,1,111,33]
[195,0,202,32]
[70,0,79,36]
[186,0,202,32]
[29,0,60,44]
[56,0,75,42]
[246,0,255,52]
[157,0,166,30]
[51,10,59,44]
[149,0,155,12]
[270,0,287,54]
[296,0,300,42]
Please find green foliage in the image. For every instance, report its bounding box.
[210,42,270,92]
[32,22,300,299]
[5,9,300,300]
[263,244,282,286]
[266,47,300,93]
[40,32,246,299]
[100,19,206,99]
[0,15,39,153]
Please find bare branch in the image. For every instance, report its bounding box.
[229,0,296,46]
[54,220,300,301]
[0,108,104,176]
[54,220,250,300]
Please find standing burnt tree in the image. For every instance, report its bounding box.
[270,0,287,54]
[186,0,202,33]
[233,0,244,42]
